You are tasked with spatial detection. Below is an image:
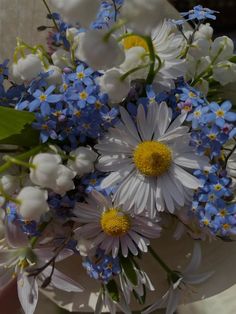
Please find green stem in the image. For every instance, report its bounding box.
[3,156,36,169]
[103,20,126,42]
[0,184,21,204]
[120,63,151,81]
[142,36,156,84]
[42,0,60,32]
[0,145,43,174]
[149,246,172,275]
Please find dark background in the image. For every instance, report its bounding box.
[170,0,236,43]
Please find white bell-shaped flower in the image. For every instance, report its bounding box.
[79,30,125,70]
[195,23,213,41]
[213,61,236,86]
[50,0,100,27]
[30,153,76,195]
[51,49,72,69]
[13,54,43,82]
[45,65,62,85]
[17,186,49,221]
[120,0,165,35]
[98,68,130,103]
[68,147,98,176]
[0,175,18,195]
[210,36,234,63]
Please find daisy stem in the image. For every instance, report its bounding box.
[149,246,173,275]
[142,36,156,84]
[3,156,36,169]
[42,0,60,33]
[120,63,151,81]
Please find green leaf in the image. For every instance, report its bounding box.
[229,55,236,63]
[0,107,35,141]
[0,124,40,147]
[106,280,120,302]
[120,256,138,286]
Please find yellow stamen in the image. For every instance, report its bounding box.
[39,94,47,102]
[101,208,131,237]
[122,35,149,51]
[80,91,88,100]
[133,141,172,177]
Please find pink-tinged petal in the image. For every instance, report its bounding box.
[142,291,168,314]
[17,272,39,314]
[42,267,84,292]
[95,291,103,314]
[90,190,112,209]
[121,237,129,257]
[112,237,120,258]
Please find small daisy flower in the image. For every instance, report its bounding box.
[95,102,209,217]
[73,190,161,258]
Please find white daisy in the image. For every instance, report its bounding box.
[73,190,161,258]
[120,19,186,91]
[95,102,209,218]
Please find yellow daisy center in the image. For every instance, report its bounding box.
[101,208,131,237]
[133,141,172,177]
[122,35,149,52]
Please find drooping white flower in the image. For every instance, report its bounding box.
[30,153,76,195]
[12,54,42,82]
[50,0,100,27]
[51,49,72,69]
[74,190,161,258]
[17,186,49,221]
[142,243,213,314]
[212,61,236,85]
[45,65,62,85]
[195,23,214,41]
[67,146,98,176]
[210,36,234,63]
[227,149,236,179]
[79,30,125,70]
[120,0,166,35]
[0,175,18,194]
[98,68,131,103]
[95,102,209,218]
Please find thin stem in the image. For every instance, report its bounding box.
[149,246,172,274]
[142,36,156,84]
[120,63,151,81]
[0,145,43,174]
[3,156,36,169]
[30,218,53,248]
[42,0,60,32]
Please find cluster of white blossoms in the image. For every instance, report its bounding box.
[0,1,236,314]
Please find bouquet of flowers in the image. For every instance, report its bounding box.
[0,0,236,313]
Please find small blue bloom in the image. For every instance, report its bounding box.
[205,101,236,128]
[29,85,62,116]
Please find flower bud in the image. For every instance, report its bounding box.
[13,54,43,81]
[79,30,125,70]
[99,68,130,103]
[30,153,76,195]
[17,186,49,221]
[68,147,98,176]
[213,61,236,86]
[45,65,62,85]
[0,175,18,195]
[211,36,234,63]
[51,49,72,69]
